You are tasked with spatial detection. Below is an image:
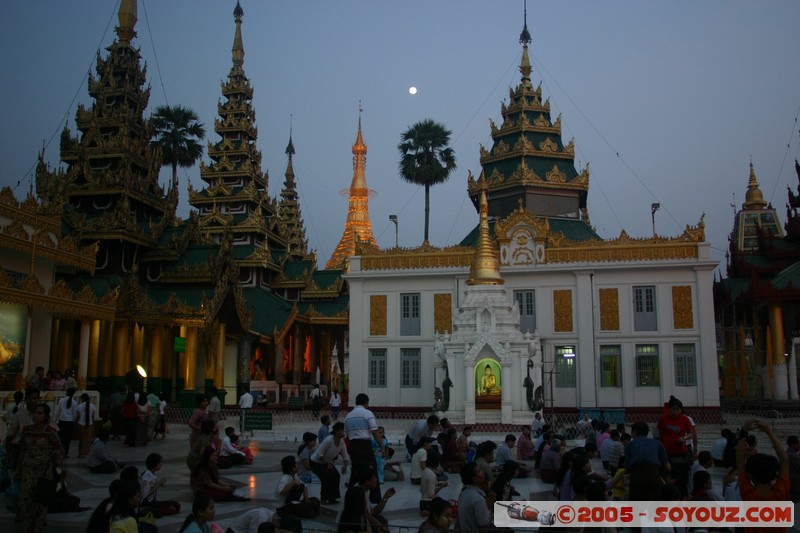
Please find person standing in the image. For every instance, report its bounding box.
[238,388,253,435]
[76,393,96,458]
[318,415,332,444]
[27,366,44,392]
[657,396,694,497]
[310,384,322,418]
[15,403,62,532]
[187,394,209,449]
[329,390,341,421]
[310,422,350,504]
[136,393,151,447]
[625,421,669,501]
[7,387,40,469]
[207,387,221,425]
[344,393,384,504]
[54,387,77,457]
[121,392,138,447]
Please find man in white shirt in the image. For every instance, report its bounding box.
[238,389,254,435]
[344,393,384,503]
[207,387,221,424]
[405,415,440,459]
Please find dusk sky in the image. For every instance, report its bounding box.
[1,1,798,275]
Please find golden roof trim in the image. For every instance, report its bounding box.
[0,276,117,321]
[358,242,474,271]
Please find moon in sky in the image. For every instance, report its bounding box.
[409,86,417,95]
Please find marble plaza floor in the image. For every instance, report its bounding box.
[0,420,733,533]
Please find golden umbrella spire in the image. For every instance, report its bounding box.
[232,1,245,68]
[116,0,137,45]
[743,160,767,210]
[467,177,504,286]
[325,104,378,270]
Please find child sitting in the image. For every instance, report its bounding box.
[420,453,447,516]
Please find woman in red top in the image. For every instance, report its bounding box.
[121,392,138,447]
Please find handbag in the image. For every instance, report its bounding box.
[31,477,57,503]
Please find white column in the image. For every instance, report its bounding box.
[501,363,512,424]
[575,272,596,408]
[790,339,799,401]
[464,361,475,424]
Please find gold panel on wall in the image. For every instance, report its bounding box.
[370,295,387,336]
[553,289,573,332]
[672,285,693,329]
[434,293,452,334]
[599,288,620,331]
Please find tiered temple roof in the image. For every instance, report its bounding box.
[468,12,590,226]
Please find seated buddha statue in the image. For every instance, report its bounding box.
[480,364,500,395]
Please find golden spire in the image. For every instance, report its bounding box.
[518,0,532,89]
[467,179,504,285]
[116,0,137,45]
[326,104,378,270]
[232,1,245,68]
[743,160,767,210]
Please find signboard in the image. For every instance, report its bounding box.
[173,336,186,352]
[242,411,273,431]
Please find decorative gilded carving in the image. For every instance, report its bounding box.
[434,293,452,334]
[369,295,387,336]
[546,165,566,183]
[493,140,510,155]
[553,289,573,332]
[672,285,694,329]
[359,241,474,271]
[539,137,558,152]
[599,288,620,331]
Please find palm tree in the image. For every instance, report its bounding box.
[398,119,457,243]
[150,105,206,189]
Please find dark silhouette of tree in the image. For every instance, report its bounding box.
[150,105,206,189]
[398,119,457,243]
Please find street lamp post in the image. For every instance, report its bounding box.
[651,203,660,237]
[389,214,398,248]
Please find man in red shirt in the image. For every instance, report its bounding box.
[656,396,694,497]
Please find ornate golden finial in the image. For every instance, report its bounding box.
[743,161,767,210]
[467,178,504,285]
[518,0,532,87]
[116,0,138,45]
[232,0,245,68]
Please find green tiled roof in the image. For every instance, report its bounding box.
[721,277,751,301]
[298,300,348,316]
[311,270,343,289]
[147,286,209,308]
[243,288,293,336]
[283,260,313,280]
[772,261,800,290]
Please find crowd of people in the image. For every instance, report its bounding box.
[3,376,799,532]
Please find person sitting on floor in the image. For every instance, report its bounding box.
[190,447,249,502]
[225,507,302,533]
[87,429,122,473]
[275,455,320,520]
[220,426,248,467]
[140,452,182,516]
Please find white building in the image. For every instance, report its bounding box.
[344,19,719,423]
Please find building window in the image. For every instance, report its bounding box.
[636,344,660,386]
[674,344,697,386]
[600,345,622,387]
[514,290,536,334]
[368,349,386,388]
[633,286,658,331]
[400,293,421,336]
[400,348,421,388]
[555,345,576,387]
